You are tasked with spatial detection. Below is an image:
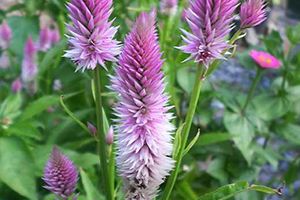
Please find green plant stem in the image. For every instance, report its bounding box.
[161,64,205,200]
[93,67,113,200]
[241,67,263,114]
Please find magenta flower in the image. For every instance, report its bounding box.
[160,0,178,16]
[38,27,52,52]
[179,0,239,66]
[64,0,121,71]
[250,50,281,69]
[112,11,174,199]
[21,37,38,82]
[50,28,60,44]
[240,0,267,29]
[11,78,22,93]
[0,21,12,49]
[43,147,78,199]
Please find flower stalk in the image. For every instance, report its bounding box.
[161,64,205,200]
[93,67,113,200]
[241,67,263,114]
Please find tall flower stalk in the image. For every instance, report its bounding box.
[112,11,174,199]
[65,0,120,199]
[162,0,239,199]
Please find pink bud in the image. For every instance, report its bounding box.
[87,122,97,136]
[0,21,12,49]
[106,126,114,145]
[50,29,60,44]
[38,27,52,52]
[11,78,22,93]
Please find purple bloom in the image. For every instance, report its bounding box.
[179,0,239,66]
[43,147,78,199]
[64,0,121,71]
[112,11,174,199]
[21,37,38,83]
[50,28,60,44]
[0,21,12,49]
[87,121,97,136]
[160,0,178,16]
[11,78,22,93]
[240,0,267,29]
[38,27,61,51]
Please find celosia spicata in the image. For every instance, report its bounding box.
[43,146,78,199]
[0,21,12,49]
[64,0,121,71]
[11,78,22,93]
[240,0,267,29]
[38,27,61,51]
[160,0,178,16]
[179,0,239,66]
[21,37,38,83]
[250,50,281,69]
[112,11,174,199]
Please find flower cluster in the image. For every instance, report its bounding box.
[112,11,174,199]
[65,0,121,71]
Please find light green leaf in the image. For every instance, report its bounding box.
[276,123,300,146]
[0,94,22,120]
[5,121,42,140]
[0,137,37,200]
[80,168,105,200]
[206,158,228,184]
[183,129,200,156]
[224,111,255,164]
[177,181,198,200]
[20,95,59,121]
[196,133,232,147]
[173,123,184,158]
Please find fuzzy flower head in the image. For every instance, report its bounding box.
[65,0,121,71]
[160,0,178,16]
[240,0,267,29]
[250,50,281,69]
[0,21,12,49]
[112,11,174,199]
[179,0,239,66]
[43,147,78,199]
[21,37,38,83]
[11,78,22,93]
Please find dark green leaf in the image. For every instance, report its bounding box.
[80,168,105,200]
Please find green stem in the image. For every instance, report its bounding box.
[241,67,263,114]
[93,67,113,200]
[161,65,205,200]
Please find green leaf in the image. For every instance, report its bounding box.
[224,111,255,164]
[252,144,280,169]
[183,129,200,156]
[5,120,42,140]
[7,16,39,57]
[198,181,249,200]
[172,123,184,158]
[253,94,290,121]
[20,95,59,121]
[198,182,280,200]
[0,94,22,120]
[80,168,105,200]
[286,24,300,44]
[177,66,196,94]
[177,181,198,200]
[276,123,300,146]
[196,133,232,147]
[0,137,37,200]
[206,157,228,184]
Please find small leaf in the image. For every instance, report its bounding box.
[20,95,59,121]
[183,129,200,156]
[80,168,105,200]
[249,184,281,195]
[196,133,232,147]
[172,123,184,159]
[5,120,42,140]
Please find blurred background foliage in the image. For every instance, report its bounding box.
[0,0,299,199]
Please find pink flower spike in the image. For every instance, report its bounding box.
[21,37,38,83]
[64,0,121,72]
[50,28,60,44]
[160,0,178,16]
[240,0,267,29]
[0,21,12,49]
[179,0,239,67]
[250,50,281,69]
[11,78,22,93]
[112,11,174,199]
[38,27,52,52]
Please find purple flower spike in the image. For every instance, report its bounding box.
[0,21,12,49]
[160,0,178,16]
[112,11,174,199]
[240,0,267,29]
[38,27,52,52]
[43,146,78,199]
[179,0,239,66]
[11,78,22,93]
[21,37,38,83]
[64,0,121,72]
